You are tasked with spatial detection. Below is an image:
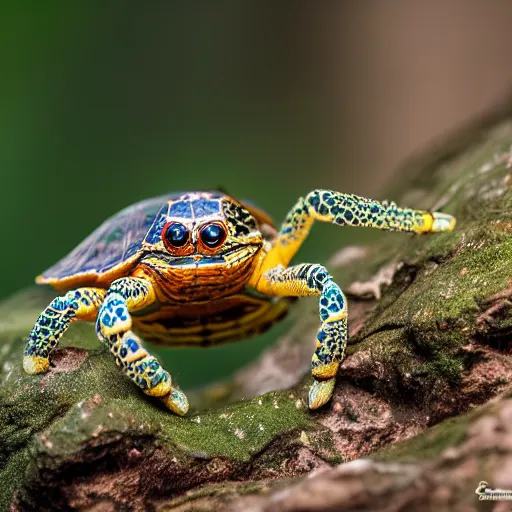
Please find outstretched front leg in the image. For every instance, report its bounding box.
[269,189,456,268]
[24,287,106,374]
[96,277,189,416]
[255,264,347,409]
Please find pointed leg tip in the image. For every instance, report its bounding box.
[308,378,336,410]
[161,388,190,416]
[23,355,49,374]
[432,212,456,232]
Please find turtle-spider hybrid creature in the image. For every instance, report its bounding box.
[24,190,455,415]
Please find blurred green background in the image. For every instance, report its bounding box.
[2,2,512,388]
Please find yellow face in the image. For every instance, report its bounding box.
[136,193,264,302]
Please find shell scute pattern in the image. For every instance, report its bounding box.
[38,192,232,284]
[192,199,220,218]
[168,199,193,219]
[143,203,169,247]
[39,195,172,282]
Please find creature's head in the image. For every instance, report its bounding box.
[140,192,266,299]
[159,192,264,262]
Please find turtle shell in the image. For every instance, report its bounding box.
[37,192,276,292]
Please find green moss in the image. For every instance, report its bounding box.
[9,353,313,464]
[158,479,288,511]
[346,215,512,391]
[159,393,313,462]
[0,291,318,503]
[0,450,30,510]
[303,424,345,464]
[416,355,463,386]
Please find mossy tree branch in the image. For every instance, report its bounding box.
[2,98,512,511]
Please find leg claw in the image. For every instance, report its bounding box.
[308,378,335,409]
[160,387,190,416]
[431,212,456,232]
[23,355,50,374]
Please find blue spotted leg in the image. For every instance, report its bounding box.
[271,189,456,267]
[252,189,456,408]
[24,288,106,374]
[96,277,189,416]
[256,263,347,409]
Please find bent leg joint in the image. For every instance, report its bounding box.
[24,287,105,374]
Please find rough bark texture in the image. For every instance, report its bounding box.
[2,98,512,511]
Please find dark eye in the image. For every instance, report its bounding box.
[200,223,226,248]
[165,223,189,247]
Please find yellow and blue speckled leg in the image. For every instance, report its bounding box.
[271,189,456,267]
[256,263,347,409]
[96,277,189,416]
[251,190,456,409]
[24,288,106,374]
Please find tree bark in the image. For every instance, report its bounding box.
[2,96,512,511]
